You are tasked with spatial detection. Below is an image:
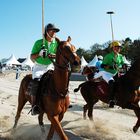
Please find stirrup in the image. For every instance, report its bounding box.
[109,100,115,108]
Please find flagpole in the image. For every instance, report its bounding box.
[107,11,115,42]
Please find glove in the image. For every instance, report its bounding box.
[47,53,56,59]
[39,49,47,58]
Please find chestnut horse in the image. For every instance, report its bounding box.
[74,58,140,133]
[13,37,80,140]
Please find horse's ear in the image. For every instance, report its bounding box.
[67,36,71,42]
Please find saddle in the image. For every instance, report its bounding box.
[26,70,53,96]
[39,70,54,96]
[95,80,109,97]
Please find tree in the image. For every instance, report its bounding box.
[76,48,85,57]
[90,43,102,53]
[129,39,140,61]
[121,37,132,57]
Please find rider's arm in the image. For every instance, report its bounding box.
[101,64,114,70]
[30,53,39,62]
[30,39,43,62]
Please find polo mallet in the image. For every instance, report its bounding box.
[42,0,46,58]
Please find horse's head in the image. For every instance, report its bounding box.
[82,66,98,75]
[81,66,98,80]
[56,36,81,68]
[124,57,140,87]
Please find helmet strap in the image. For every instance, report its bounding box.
[46,32,55,42]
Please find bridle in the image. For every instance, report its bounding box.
[50,43,77,70]
[82,66,94,75]
[48,42,77,97]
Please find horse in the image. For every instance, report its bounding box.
[81,66,98,80]
[74,58,140,133]
[13,36,81,140]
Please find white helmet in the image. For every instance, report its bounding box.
[98,55,103,60]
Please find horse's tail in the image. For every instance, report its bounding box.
[74,82,87,92]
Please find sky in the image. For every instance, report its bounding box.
[0,0,140,59]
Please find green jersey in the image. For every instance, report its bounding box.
[102,52,124,74]
[31,38,59,65]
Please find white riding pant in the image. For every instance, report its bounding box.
[94,71,115,83]
[32,63,54,79]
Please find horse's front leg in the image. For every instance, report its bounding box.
[38,112,45,133]
[47,115,68,140]
[88,104,94,121]
[88,99,98,120]
[83,104,88,119]
[47,124,55,140]
[133,109,140,133]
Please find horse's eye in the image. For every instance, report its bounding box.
[65,45,71,51]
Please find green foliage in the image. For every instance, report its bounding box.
[128,39,140,62]
[76,38,140,63]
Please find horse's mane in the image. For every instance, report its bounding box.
[125,57,140,78]
[120,57,140,90]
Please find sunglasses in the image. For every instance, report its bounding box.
[115,46,121,48]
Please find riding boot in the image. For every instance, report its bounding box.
[108,80,115,108]
[30,78,40,115]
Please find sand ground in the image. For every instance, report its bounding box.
[0,71,140,140]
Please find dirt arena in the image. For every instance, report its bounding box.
[0,72,140,140]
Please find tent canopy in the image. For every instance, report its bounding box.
[81,56,88,67]
[3,54,21,66]
[80,56,88,73]
[22,55,34,68]
[88,55,98,67]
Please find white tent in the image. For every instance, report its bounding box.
[88,55,98,66]
[80,56,88,73]
[22,55,34,69]
[81,56,88,67]
[3,54,21,66]
[123,56,131,66]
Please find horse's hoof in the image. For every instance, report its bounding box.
[89,118,93,121]
[11,128,16,134]
[133,126,138,133]
[40,125,45,133]
[12,125,16,129]
[83,117,86,120]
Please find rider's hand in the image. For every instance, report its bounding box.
[47,53,56,59]
[104,65,110,69]
[39,49,47,58]
[122,64,127,69]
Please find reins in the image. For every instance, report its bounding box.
[49,58,69,70]
[47,42,75,98]
[49,47,69,70]
[49,43,75,70]
[82,66,94,75]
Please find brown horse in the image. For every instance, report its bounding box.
[74,58,140,133]
[81,66,98,80]
[13,37,81,140]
